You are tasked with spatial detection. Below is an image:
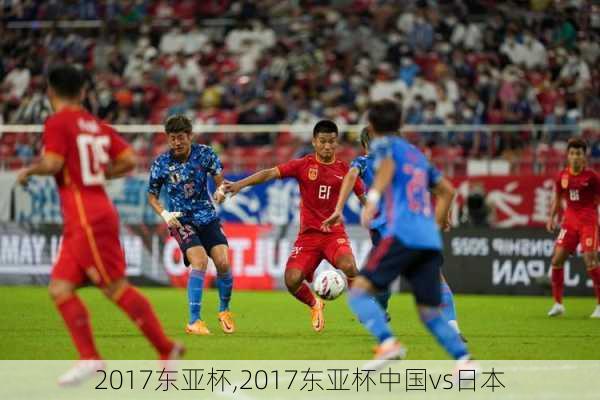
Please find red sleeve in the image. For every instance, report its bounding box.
[353,176,366,197]
[106,125,131,160]
[276,158,304,179]
[42,115,67,160]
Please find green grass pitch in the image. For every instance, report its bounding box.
[0,286,598,360]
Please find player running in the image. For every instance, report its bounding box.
[16,65,183,385]
[224,120,366,332]
[348,100,475,370]
[322,127,466,340]
[148,115,235,335]
[546,138,600,318]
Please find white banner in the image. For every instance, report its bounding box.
[0,360,597,400]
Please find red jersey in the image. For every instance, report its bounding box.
[43,108,131,235]
[555,167,600,225]
[277,154,366,234]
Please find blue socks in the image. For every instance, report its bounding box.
[348,288,393,343]
[440,280,457,322]
[188,269,205,324]
[419,306,468,360]
[216,271,233,312]
[374,290,391,313]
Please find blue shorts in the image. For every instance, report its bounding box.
[370,229,382,248]
[169,219,228,266]
[361,236,442,306]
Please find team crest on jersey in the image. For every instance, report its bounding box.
[586,238,593,247]
[308,167,318,181]
[337,238,346,244]
[561,175,569,189]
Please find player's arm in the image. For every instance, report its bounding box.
[212,173,227,204]
[16,154,64,185]
[547,181,563,232]
[105,149,136,179]
[321,167,360,231]
[147,162,182,228]
[431,177,456,230]
[223,167,280,196]
[361,158,395,229]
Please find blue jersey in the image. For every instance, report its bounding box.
[370,136,443,250]
[351,154,386,234]
[148,144,222,226]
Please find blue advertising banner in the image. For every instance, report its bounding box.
[10,174,363,225]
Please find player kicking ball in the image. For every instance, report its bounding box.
[546,138,600,318]
[322,127,467,341]
[148,115,235,335]
[347,100,475,371]
[17,65,183,385]
[224,120,366,332]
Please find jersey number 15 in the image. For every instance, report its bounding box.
[77,134,110,185]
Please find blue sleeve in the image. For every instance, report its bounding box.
[147,159,165,197]
[350,157,365,178]
[203,147,223,176]
[370,137,394,169]
[427,162,442,189]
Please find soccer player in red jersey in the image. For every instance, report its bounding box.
[16,65,183,385]
[546,138,600,318]
[224,120,366,332]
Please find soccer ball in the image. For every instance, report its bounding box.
[313,270,347,301]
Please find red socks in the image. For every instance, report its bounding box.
[55,295,100,359]
[292,282,316,307]
[587,267,600,304]
[551,267,564,304]
[116,286,174,356]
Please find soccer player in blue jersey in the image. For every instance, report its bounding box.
[322,127,466,340]
[148,115,235,335]
[348,100,475,371]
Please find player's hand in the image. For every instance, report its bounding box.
[161,210,183,229]
[321,210,343,232]
[213,185,227,204]
[546,217,557,233]
[441,215,452,232]
[361,202,377,229]
[16,168,31,186]
[223,180,242,197]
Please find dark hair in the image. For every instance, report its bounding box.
[567,137,587,153]
[313,119,338,137]
[360,127,370,150]
[368,99,402,134]
[47,65,85,99]
[165,114,192,134]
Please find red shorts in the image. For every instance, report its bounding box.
[286,230,354,282]
[556,222,599,254]
[51,219,126,287]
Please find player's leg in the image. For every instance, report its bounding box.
[169,223,211,334]
[548,228,575,316]
[184,245,211,334]
[348,237,407,366]
[406,251,471,361]
[440,271,466,342]
[210,244,235,333]
[49,245,102,362]
[369,229,392,318]
[103,277,181,359]
[284,240,324,332]
[580,225,600,318]
[201,220,234,333]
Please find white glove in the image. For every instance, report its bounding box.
[161,210,183,227]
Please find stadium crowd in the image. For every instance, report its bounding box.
[1,0,600,172]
